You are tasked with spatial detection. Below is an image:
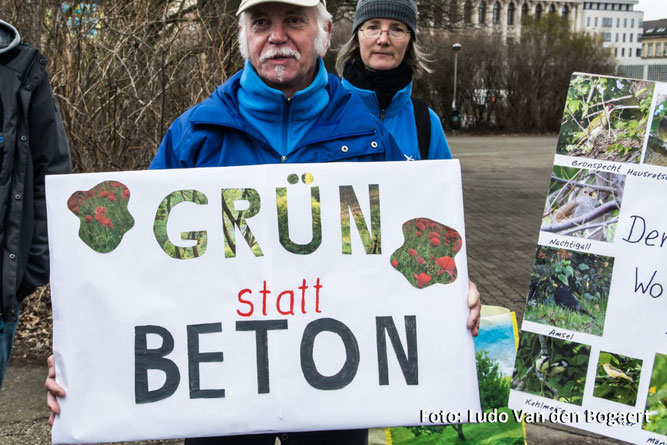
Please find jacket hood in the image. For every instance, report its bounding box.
[0,20,21,54]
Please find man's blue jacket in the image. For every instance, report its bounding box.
[150,60,404,169]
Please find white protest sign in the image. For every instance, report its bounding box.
[509,73,667,444]
[46,160,480,443]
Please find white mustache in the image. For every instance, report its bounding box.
[260,47,301,62]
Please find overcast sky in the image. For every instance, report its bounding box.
[636,0,667,21]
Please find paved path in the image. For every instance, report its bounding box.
[0,136,629,444]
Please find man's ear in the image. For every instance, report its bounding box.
[321,20,333,56]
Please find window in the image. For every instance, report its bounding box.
[615,33,619,42]
[522,3,529,21]
[548,4,555,13]
[492,1,500,24]
[508,2,515,25]
[587,16,591,26]
[602,17,612,27]
[648,43,653,57]
[617,18,620,27]
[630,33,633,42]
[624,18,627,28]
[603,32,611,42]
[638,34,642,42]
[478,1,486,24]
[622,33,626,42]
[562,5,569,21]
[639,19,643,27]
[614,47,618,56]
[636,48,641,57]
[631,19,635,28]
[647,65,667,82]
[594,17,598,27]
[464,1,473,23]
[658,43,663,56]
[621,48,625,56]
[618,65,644,78]
[535,4,542,20]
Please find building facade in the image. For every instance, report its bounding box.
[580,0,643,66]
[461,0,583,40]
[460,1,643,65]
[636,20,667,81]
[642,19,667,59]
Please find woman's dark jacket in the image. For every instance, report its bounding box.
[0,20,71,323]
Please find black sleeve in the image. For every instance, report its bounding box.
[18,53,72,298]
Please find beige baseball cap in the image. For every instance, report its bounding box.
[237,0,325,15]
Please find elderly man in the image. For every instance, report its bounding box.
[46,0,481,443]
[149,0,402,168]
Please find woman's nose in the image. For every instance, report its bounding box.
[377,30,390,45]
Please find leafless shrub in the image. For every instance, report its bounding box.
[2,0,243,172]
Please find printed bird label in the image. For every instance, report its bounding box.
[45,160,481,444]
[508,73,667,444]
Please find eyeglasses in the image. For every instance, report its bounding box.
[359,26,409,40]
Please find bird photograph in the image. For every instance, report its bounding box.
[524,246,612,336]
[645,94,667,167]
[535,354,569,377]
[644,353,667,435]
[556,74,654,164]
[512,332,590,405]
[553,282,594,317]
[594,352,642,406]
[541,166,625,242]
[573,103,616,148]
[553,186,597,223]
[602,362,634,383]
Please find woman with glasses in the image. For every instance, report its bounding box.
[336,0,451,160]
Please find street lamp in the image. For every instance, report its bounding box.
[450,43,462,132]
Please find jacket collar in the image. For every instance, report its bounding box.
[341,78,413,119]
[237,58,329,123]
[190,58,329,126]
[188,59,380,148]
[0,20,20,54]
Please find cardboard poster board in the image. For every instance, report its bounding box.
[508,73,667,444]
[46,160,480,443]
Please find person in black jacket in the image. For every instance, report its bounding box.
[0,19,71,388]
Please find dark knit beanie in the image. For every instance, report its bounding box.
[353,0,417,36]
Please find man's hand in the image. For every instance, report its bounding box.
[467,281,481,337]
[45,354,66,426]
